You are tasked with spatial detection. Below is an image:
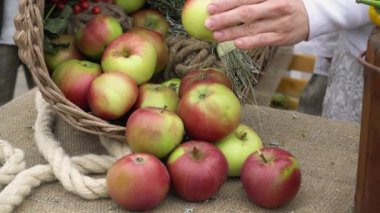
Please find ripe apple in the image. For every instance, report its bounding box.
[101,32,157,85]
[178,83,241,142]
[126,107,185,158]
[44,34,83,71]
[131,9,170,37]
[182,0,215,42]
[88,72,138,120]
[167,141,228,201]
[179,68,232,98]
[134,83,179,112]
[114,0,146,14]
[107,153,170,211]
[75,14,123,60]
[215,124,263,177]
[162,78,181,95]
[241,147,302,209]
[52,59,102,110]
[129,27,169,73]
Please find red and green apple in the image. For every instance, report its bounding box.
[44,34,83,71]
[101,32,157,85]
[179,68,232,98]
[167,141,228,201]
[131,9,170,37]
[178,83,241,142]
[129,27,169,73]
[182,0,215,42]
[126,106,185,158]
[134,83,180,112]
[52,59,102,110]
[88,72,139,120]
[107,153,170,211]
[241,147,302,209]
[75,14,123,60]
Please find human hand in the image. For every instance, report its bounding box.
[205,0,310,49]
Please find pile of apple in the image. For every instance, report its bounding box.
[44,0,302,211]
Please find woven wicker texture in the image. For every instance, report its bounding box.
[0,90,359,212]
[13,0,275,140]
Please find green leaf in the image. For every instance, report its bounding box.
[43,37,70,55]
[44,5,73,35]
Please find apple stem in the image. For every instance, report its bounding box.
[199,93,206,99]
[191,146,201,160]
[258,150,268,164]
[135,157,144,164]
[241,132,247,140]
[200,72,207,79]
[161,105,168,113]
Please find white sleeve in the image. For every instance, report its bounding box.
[303,0,371,40]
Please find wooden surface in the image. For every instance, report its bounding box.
[288,53,316,73]
[355,27,380,213]
[253,46,294,106]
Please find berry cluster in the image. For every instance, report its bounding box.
[49,0,114,15]
[49,0,69,10]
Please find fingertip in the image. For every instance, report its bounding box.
[205,18,215,30]
[234,39,244,49]
[214,31,224,40]
[235,39,255,50]
[208,4,217,15]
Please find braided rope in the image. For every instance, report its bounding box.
[0,140,26,190]
[0,91,132,212]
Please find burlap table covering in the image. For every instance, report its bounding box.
[0,89,359,213]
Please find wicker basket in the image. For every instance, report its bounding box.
[14,0,275,140]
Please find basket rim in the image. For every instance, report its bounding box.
[14,0,127,139]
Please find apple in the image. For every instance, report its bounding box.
[101,32,157,85]
[182,0,215,42]
[107,153,170,211]
[52,59,102,110]
[88,72,139,120]
[215,124,263,177]
[167,141,228,201]
[241,147,302,209]
[44,34,83,71]
[114,0,146,14]
[134,83,179,112]
[131,9,170,37]
[162,78,181,95]
[179,68,232,98]
[129,27,169,73]
[75,14,123,60]
[126,107,184,158]
[178,83,241,142]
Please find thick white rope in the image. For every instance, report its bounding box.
[0,140,25,190]
[0,91,132,212]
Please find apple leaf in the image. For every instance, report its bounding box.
[44,6,73,35]
[43,5,73,55]
[43,38,70,55]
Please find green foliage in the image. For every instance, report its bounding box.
[146,0,187,35]
[43,5,73,55]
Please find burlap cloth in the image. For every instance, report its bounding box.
[0,89,359,213]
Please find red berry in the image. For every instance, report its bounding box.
[62,0,68,3]
[92,6,101,14]
[93,0,100,2]
[80,2,90,10]
[80,0,88,2]
[73,4,82,14]
[57,2,65,10]
[102,0,113,3]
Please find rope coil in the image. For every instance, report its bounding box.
[0,91,131,212]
